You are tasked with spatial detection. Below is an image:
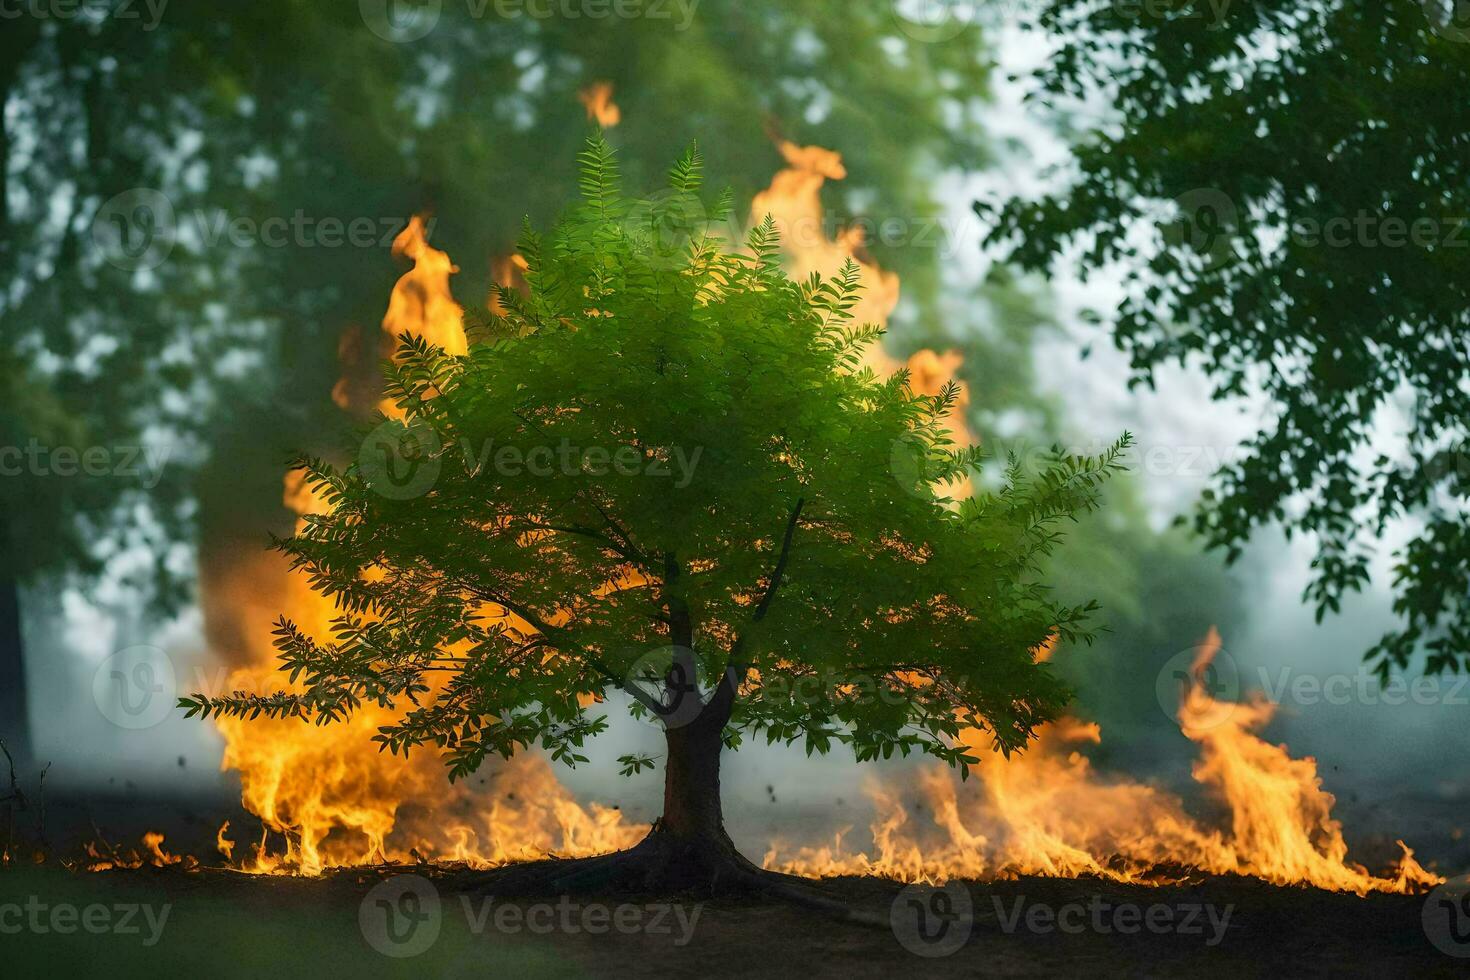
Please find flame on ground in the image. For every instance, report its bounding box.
[72,832,194,873]
[579,82,622,128]
[763,629,1440,895]
[199,217,645,876]
[190,135,1439,894]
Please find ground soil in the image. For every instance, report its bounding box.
[0,858,1462,979]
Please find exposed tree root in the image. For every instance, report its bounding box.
[472,826,889,926]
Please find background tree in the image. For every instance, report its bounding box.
[0,1,1010,766]
[988,0,1470,675]
[184,142,1127,888]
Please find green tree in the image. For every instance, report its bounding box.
[987,0,1470,676]
[0,2,1009,766]
[183,141,1127,887]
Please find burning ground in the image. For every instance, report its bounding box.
[2,863,1463,978]
[6,122,1465,974]
[164,135,1440,898]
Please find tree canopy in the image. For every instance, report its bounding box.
[988,0,1470,675]
[183,139,1128,781]
[2,1,1003,601]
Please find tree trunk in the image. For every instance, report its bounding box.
[620,670,758,891]
[493,669,760,896]
[0,514,29,773]
[660,714,728,845]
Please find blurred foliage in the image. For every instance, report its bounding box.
[1,1,1246,742]
[184,140,1130,773]
[988,0,1470,675]
[899,272,1241,746]
[0,1,998,604]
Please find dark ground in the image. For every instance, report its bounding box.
[1,858,1465,978]
[2,787,1467,977]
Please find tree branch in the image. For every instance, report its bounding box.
[715,496,806,713]
[471,586,663,713]
[752,497,805,624]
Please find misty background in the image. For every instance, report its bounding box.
[6,4,1465,870]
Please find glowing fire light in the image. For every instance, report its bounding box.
[763,629,1440,895]
[202,218,645,876]
[191,132,1439,894]
[75,832,193,873]
[579,82,621,128]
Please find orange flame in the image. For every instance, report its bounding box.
[749,139,973,471]
[74,832,194,873]
[578,82,621,128]
[764,627,1440,894]
[197,133,1438,894]
[205,217,644,875]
